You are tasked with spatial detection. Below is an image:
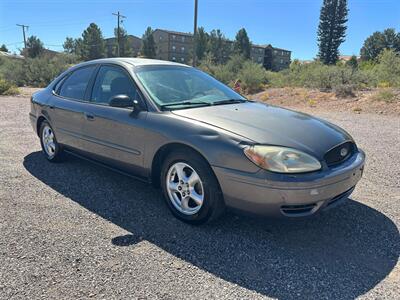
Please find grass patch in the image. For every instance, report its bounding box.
[372,89,398,103]
[258,92,269,101]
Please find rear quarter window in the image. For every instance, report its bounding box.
[58,65,96,100]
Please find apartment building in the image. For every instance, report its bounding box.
[267,45,292,71]
[152,29,193,64]
[104,28,291,71]
[250,45,266,65]
[151,30,291,71]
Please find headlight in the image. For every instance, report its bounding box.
[244,145,321,173]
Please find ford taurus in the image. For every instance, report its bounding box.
[29,58,365,224]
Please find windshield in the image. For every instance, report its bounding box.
[134,65,246,109]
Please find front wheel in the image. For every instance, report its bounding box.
[160,150,225,224]
[39,121,64,162]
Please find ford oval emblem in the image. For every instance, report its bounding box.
[340,147,348,157]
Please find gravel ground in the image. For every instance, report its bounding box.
[0,94,399,299]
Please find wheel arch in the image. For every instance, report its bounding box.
[36,116,48,136]
[150,142,220,190]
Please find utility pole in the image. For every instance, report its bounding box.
[192,0,198,66]
[16,24,29,49]
[112,11,126,57]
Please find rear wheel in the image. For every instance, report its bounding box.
[160,149,225,224]
[39,121,64,162]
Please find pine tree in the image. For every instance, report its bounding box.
[345,55,358,69]
[234,28,251,59]
[317,0,348,65]
[141,27,156,58]
[63,37,76,54]
[25,36,44,58]
[208,29,230,64]
[0,44,8,52]
[113,27,133,57]
[195,27,208,61]
[81,23,105,61]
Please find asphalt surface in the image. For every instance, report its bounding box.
[0,95,399,299]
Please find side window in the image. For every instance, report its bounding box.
[59,66,96,100]
[53,75,68,93]
[91,65,137,105]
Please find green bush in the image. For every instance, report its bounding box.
[0,77,20,95]
[334,84,356,98]
[265,51,400,91]
[199,55,266,92]
[0,53,79,88]
[238,61,266,93]
[373,49,400,87]
[0,57,26,86]
[211,65,234,84]
[372,89,398,103]
[24,54,78,87]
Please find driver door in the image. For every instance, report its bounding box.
[80,64,148,176]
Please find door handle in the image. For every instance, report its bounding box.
[84,112,95,121]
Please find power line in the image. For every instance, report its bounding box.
[4,42,24,46]
[0,12,112,30]
[16,24,29,48]
[112,11,126,57]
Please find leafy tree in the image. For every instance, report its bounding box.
[113,27,133,57]
[208,29,230,64]
[233,28,251,59]
[360,28,400,61]
[195,27,208,61]
[141,27,156,58]
[25,36,44,58]
[345,55,358,69]
[63,37,76,54]
[373,49,400,87]
[0,44,8,52]
[80,23,105,61]
[317,0,349,65]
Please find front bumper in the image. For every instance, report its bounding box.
[213,150,365,217]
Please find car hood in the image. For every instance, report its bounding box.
[171,101,353,159]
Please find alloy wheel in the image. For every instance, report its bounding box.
[42,125,56,158]
[166,162,204,215]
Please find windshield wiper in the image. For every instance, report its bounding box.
[160,100,212,109]
[213,99,248,105]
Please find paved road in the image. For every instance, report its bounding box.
[1,95,399,299]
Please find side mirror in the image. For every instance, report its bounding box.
[109,94,134,108]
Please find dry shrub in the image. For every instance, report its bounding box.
[334,84,356,98]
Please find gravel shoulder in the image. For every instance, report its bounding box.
[0,94,399,299]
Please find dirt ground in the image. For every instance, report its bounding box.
[253,87,400,116]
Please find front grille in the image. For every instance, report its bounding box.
[324,141,356,167]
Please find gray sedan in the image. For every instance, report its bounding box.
[29,58,365,224]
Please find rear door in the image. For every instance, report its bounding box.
[80,64,148,176]
[48,65,97,150]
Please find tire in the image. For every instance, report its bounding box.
[39,121,64,162]
[160,149,225,224]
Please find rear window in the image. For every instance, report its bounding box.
[58,66,96,100]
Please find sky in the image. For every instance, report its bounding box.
[0,0,399,60]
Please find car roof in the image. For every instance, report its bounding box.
[73,57,190,69]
